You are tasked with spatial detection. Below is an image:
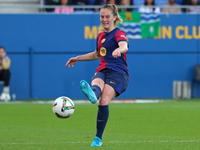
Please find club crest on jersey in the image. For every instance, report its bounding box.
[100,47,106,56]
[101,39,106,43]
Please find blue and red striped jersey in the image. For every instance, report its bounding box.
[96,28,129,77]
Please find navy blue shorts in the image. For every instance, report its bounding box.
[92,68,129,96]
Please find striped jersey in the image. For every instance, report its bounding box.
[96,28,129,77]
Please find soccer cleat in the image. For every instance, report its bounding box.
[0,93,11,101]
[91,136,102,147]
[80,80,97,104]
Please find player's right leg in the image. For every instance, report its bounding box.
[80,80,97,104]
[80,71,105,104]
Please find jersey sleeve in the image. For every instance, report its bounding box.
[96,33,102,52]
[96,39,98,52]
[96,35,99,52]
[115,30,128,43]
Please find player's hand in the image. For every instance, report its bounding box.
[65,57,78,68]
[112,49,121,58]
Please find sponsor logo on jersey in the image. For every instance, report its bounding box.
[101,38,106,43]
[121,35,126,38]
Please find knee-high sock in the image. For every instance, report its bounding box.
[96,105,109,139]
[91,85,101,99]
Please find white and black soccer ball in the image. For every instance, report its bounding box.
[52,96,75,118]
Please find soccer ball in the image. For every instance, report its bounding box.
[52,96,75,118]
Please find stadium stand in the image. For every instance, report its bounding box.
[0,0,40,13]
[89,0,95,5]
[155,0,168,5]
[133,0,182,6]
[176,0,183,4]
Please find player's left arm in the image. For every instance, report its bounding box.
[112,41,128,58]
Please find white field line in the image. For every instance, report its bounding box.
[0,140,199,145]
[0,99,170,104]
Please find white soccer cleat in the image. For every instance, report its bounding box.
[0,93,11,101]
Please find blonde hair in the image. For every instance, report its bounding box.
[101,4,123,27]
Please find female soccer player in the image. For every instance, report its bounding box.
[65,4,129,147]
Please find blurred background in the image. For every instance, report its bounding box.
[0,0,200,100]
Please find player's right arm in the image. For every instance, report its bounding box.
[65,50,100,68]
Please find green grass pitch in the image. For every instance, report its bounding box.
[0,100,200,150]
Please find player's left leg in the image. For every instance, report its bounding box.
[91,84,116,147]
[91,69,129,146]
